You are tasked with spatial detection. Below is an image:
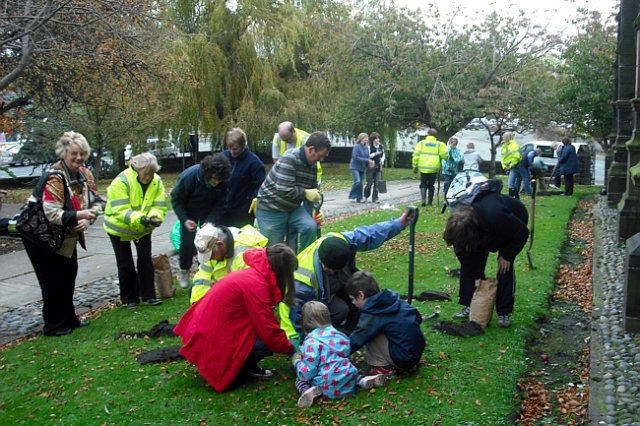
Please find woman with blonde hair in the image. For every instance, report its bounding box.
[20,131,105,336]
[103,152,167,308]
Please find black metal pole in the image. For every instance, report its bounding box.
[407,205,419,304]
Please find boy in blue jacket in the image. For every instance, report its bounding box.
[346,271,425,376]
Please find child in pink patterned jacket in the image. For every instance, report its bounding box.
[292,301,387,408]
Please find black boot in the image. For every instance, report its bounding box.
[508,187,520,199]
[427,187,434,206]
[420,188,427,206]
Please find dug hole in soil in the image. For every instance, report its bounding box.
[517,198,593,425]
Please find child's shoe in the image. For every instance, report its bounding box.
[358,373,389,389]
[297,386,322,408]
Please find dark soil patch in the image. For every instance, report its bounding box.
[0,236,23,254]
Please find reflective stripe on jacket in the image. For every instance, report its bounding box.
[103,166,167,241]
[412,136,448,173]
[278,232,347,339]
[190,225,268,304]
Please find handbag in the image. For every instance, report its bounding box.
[378,178,387,194]
[16,171,67,252]
[17,200,66,252]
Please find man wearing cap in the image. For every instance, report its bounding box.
[188,223,269,305]
[279,208,417,340]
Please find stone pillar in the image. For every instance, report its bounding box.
[624,232,640,333]
[617,5,640,240]
[608,0,638,206]
[617,100,640,240]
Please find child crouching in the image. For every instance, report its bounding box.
[292,301,388,408]
[346,271,425,376]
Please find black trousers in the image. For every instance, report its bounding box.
[456,248,516,316]
[420,172,437,204]
[179,222,197,270]
[109,233,155,304]
[364,167,381,201]
[22,237,81,335]
[563,173,574,195]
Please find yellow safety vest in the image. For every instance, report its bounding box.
[190,225,268,304]
[273,128,323,184]
[103,166,167,241]
[412,135,448,173]
[501,140,522,170]
[278,232,347,339]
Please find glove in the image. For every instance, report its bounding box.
[140,216,151,227]
[304,188,321,202]
[413,168,418,174]
[248,197,257,215]
[313,211,324,226]
[291,351,302,368]
[148,217,162,227]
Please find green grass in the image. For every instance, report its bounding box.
[0,182,594,425]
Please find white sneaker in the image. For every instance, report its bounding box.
[548,184,559,190]
[178,269,191,289]
[297,386,322,408]
[358,373,389,389]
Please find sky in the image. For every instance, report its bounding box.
[396,0,618,33]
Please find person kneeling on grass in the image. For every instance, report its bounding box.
[173,244,297,392]
[292,301,389,408]
[345,271,425,376]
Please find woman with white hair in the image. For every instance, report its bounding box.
[20,131,105,336]
[103,152,167,309]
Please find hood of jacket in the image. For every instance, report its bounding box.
[361,289,401,315]
[242,248,280,301]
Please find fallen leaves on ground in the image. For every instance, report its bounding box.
[517,199,593,425]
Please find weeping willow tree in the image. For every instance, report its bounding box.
[162,0,351,152]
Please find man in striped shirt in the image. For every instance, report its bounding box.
[256,131,331,252]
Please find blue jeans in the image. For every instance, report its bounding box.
[507,168,519,189]
[443,173,456,197]
[513,164,532,194]
[256,205,317,252]
[348,169,365,201]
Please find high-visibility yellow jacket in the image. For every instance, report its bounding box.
[103,166,167,241]
[501,139,522,170]
[412,135,448,174]
[190,225,268,304]
[278,232,347,339]
[272,128,323,184]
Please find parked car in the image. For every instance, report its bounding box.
[0,144,21,166]
[3,139,56,166]
[124,140,180,162]
[148,140,180,159]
